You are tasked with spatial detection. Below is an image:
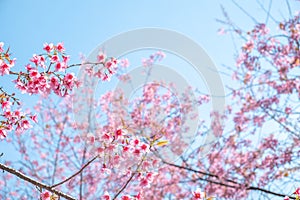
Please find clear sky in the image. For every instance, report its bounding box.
[1,0,297,71]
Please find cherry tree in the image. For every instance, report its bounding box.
[1,2,300,200]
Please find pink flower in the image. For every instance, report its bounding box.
[63,73,76,90]
[123,146,130,152]
[87,132,95,144]
[73,135,81,143]
[115,129,122,138]
[21,119,31,130]
[284,196,290,200]
[102,133,110,140]
[155,51,166,61]
[139,178,149,187]
[0,60,11,76]
[105,58,118,71]
[1,100,11,110]
[285,107,292,114]
[0,42,4,52]
[133,139,139,146]
[55,62,66,72]
[97,51,106,63]
[43,43,53,53]
[100,166,111,176]
[56,42,65,52]
[101,191,111,200]
[14,110,22,118]
[0,129,7,138]
[25,64,33,71]
[243,40,254,52]
[294,187,300,195]
[140,143,148,151]
[62,55,70,63]
[134,193,141,200]
[120,58,130,68]
[40,191,51,200]
[64,73,74,81]
[192,188,205,199]
[121,195,131,200]
[30,115,38,123]
[50,77,59,89]
[51,55,59,63]
[134,148,141,155]
[4,110,12,118]
[29,69,40,78]
[30,54,40,66]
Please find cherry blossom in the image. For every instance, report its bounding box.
[294,187,300,196]
[40,191,52,200]
[193,188,206,199]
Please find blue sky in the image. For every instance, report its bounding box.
[2,0,296,69]
[1,0,297,72]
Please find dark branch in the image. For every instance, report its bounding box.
[0,163,76,200]
[164,161,296,199]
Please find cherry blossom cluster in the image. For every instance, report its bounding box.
[231,13,300,135]
[191,12,300,199]
[83,80,205,198]
[0,42,120,139]
[12,42,81,97]
[0,88,37,138]
[0,42,16,76]
[142,51,165,67]
[84,50,118,81]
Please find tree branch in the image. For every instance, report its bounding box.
[0,163,76,200]
[164,161,296,199]
[51,155,98,188]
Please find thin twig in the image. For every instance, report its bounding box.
[112,153,148,200]
[163,161,296,199]
[51,155,98,188]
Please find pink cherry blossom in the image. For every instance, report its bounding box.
[1,100,11,110]
[0,42,4,52]
[294,187,300,196]
[51,55,59,63]
[40,191,51,200]
[56,42,65,52]
[192,188,205,199]
[102,191,111,200]
[55,62,66,72]
[0,129,7,138]
[43,43,53,53]
[121,195,132,200]
[0,60,11,76]
[97,51,106,63]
